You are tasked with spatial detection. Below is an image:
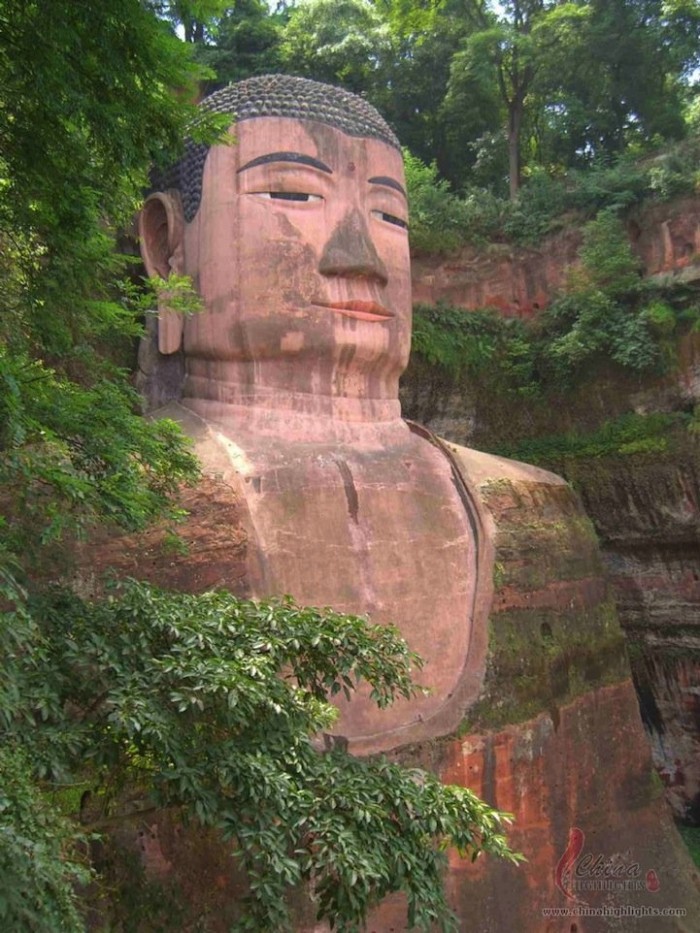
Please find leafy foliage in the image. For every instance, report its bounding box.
[411,228,700,395]
[0,346,199,570]
[1,582,519,931]
[491,412,691,465]
[176,0,700,213]
[405,153,508,253]
[412,304,538,394]
[0,0,223,583]
[0,6,207,914]
[576,209,639,293]
[679,824,700,869]
[0,746,87,933]
[280,0,392,93]
[195,0,285,88]
[175,1,700,247]
[405,151,575,251]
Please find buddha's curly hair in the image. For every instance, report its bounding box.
[155,74,400,222]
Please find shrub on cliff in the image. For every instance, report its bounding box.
[411,303,538,396]
[411,232,698,397]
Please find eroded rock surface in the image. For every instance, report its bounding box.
[411,195,700,317]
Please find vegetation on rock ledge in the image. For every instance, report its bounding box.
[411,210,700,398]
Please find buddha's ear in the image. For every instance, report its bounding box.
[139,192,186,355]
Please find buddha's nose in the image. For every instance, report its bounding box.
[319,208,388,285]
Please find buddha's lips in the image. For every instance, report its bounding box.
[314,300,394,322]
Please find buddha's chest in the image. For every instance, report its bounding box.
[217,428,478,745]
[239,439,472,610]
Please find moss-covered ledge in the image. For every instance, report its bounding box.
[450,461,631,734]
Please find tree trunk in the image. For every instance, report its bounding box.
[508,99,523,200]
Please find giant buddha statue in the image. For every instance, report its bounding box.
[137,74,607,751]
[133,75,700,930]
[138,74,513,751]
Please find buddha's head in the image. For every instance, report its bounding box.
[140,75,411,415]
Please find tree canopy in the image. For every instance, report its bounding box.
[185,0,699,198]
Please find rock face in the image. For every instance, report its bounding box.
[370,688,696,933]
[74,473,249,598]
[410,196,700,316]
[559,436,700,824]
[418,453,699,932]
[634,197,700,280]
[411,232,579,318]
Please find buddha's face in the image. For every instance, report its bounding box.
[180,117,411,400]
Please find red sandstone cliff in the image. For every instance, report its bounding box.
[411,195,700,317]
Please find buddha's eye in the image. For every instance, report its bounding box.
[372,209,408,230]
[255,192,323,202]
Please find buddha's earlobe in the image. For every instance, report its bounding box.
[139,192,186,355]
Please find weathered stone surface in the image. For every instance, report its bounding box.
[138,104,500,752]
[411,233,579,318]
[74,473,249,599]
[407,350,700,827]
[142,403,495,754]
[410,195,700,316]
[366,684,699,933]
[401,332,700,457]
[565,442,700,823]
[634,197,700,280]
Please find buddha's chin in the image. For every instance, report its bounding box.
[185,319,406,377]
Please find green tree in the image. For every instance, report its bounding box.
[0,0,211,572]
[540,0,700,167]
[450,1,588,197]
[197,0,285,87]
[151,0,231,42]
[393,0,698,192]
[376,1,481,184]
[1,581,519,931]
[280,0,393,94]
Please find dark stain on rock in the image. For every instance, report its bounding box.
[275,212,301,239]
[481,735,497,808]
[319,209,388,282]
[337,342,357,374]
[303,120,340,167]
[332,455,359,523]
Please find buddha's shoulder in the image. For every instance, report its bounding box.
[437,439,599,571]
[437,438,568,490]
[149,401,238,475]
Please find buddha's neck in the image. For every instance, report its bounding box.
[181,364,405,446]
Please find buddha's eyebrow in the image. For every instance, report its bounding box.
[237,152,333,174]
[368,176,407,198]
